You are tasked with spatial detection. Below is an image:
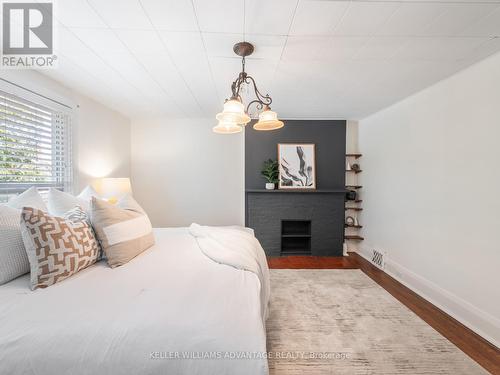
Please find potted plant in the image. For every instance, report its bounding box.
[261,159,279,190]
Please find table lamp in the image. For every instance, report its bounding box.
[100,178,132,204]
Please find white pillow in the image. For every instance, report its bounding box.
[0,205,30,285]
[47,185,99,217]
[79,185,99,202]
[7,187,47,211]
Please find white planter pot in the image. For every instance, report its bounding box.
[265,183,275,190]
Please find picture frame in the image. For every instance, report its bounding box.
[278,143,316,189]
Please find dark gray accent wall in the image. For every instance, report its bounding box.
[245,120,347,257]
[246,192,345,256]
[245,120,346,190]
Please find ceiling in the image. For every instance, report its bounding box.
[33,0,500,120]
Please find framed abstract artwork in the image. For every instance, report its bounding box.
[278,143,316,189]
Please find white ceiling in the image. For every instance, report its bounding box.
[35,0,500,120]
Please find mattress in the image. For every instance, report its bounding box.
[0,228,268,375]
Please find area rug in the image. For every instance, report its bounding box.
[266,269,488,374]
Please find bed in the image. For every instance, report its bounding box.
[0,228,269,375]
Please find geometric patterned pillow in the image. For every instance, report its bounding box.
[64,205,104,260]
[20,206,100,290]
[63,205,91,224]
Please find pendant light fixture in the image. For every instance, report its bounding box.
[213,42,284,134]
[253,106,284,131]
[212,120,243,134]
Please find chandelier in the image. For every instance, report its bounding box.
[213,42,284,134]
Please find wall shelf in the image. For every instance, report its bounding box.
[346,153,362,159]
[345,153,363,245]
[345,235,364,241]
[281,220,312,255]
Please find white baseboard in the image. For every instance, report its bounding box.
[355,247,500,349]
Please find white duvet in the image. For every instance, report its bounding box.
[189,224,270,321]
[0,228,269,375]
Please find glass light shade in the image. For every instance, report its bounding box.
[100,178,132,203]
[212,120,242,134]
[253,109,284,131]
[215,99,250,125]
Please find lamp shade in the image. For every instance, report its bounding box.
[253,108,284,131]
[212,120,242,134]
[100,178,132,203]
[215,99,250,125]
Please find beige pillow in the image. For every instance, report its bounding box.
[90,196,155,268]
[20,206,100,290]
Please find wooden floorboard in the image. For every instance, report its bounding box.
[267,255,359,269]
[267,253,500,374]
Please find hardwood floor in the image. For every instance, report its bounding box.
[267,253,500,374]
[267,254,359,269]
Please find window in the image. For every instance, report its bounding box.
[0,88,73,202]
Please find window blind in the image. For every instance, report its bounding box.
[0,89,72,201]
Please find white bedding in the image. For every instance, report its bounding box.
[189,224,270,321]
[0,228,269,375]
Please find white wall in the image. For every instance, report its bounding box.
[0,71,131,193]
[130,118,244,227]
[358,52,500,346]
[346,120,359,154]
[75,95,131,191]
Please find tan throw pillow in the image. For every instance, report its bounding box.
[20,206,100,290]
[90,196,155,268]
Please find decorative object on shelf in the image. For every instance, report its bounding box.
[354,216,359,226]
[278,143,316,190]
[213,41,283,134]
[351,163,361,172]
[345,216,355,226]
[346,161,351,171]
[343,242,348,256]
[346,190,357,201]
[260,159,278,190]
